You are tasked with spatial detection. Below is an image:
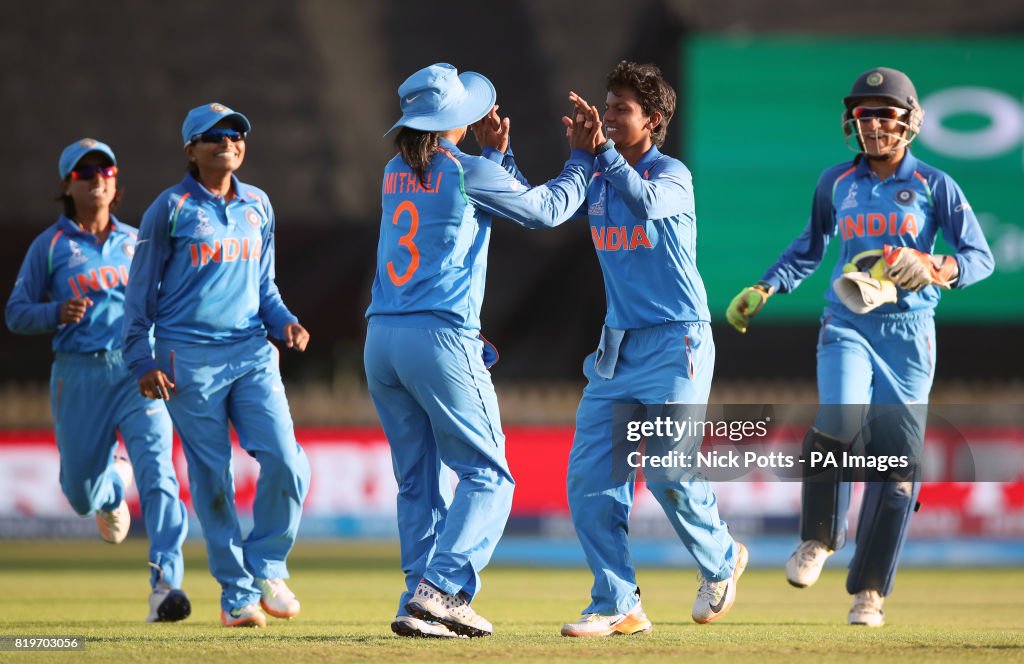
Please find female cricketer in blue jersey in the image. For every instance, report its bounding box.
[6,139,190,623]
[554,61,747,636]
[365,63,600,639]
[484,61,748,635]
[727,67,994,626]
[123,104,311,629]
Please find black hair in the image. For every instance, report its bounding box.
[607,60,677,148]
[394,127,440,186]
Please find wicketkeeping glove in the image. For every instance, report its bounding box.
[883,244,959,291]
[726,282,773,333]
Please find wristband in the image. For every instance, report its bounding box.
[595,139,615,155]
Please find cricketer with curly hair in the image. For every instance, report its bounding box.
[491,60,748,636]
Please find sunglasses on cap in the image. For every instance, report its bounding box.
[851,106,909,121]
[190,128,247,144]
[70,165,118,181]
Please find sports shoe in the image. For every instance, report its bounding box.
[786,539,834,588]
[221,604,267,628]
[692,541,748,624]
[848,589,885,627]
[256,577,300,619]
[391,615,466,639]
[146,583,191,623]
[560,597,652,637]
[405,580,493,638]
[95,457,133,544]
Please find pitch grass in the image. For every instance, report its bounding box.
[0,541,1021,662]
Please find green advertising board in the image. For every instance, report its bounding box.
[685,37,1023,322]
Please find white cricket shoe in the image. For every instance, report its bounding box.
[405,580,493,637]
[560,597,652,637]
[848,589,885,627]
[221,603,267,628]
[95,457,133,544]
[256,578,300,619]
[692,542,748,624]
[146,582,191,623]
[785,539,834,588]
[391,615,466,638]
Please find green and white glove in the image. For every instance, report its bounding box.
[726,281,773,334]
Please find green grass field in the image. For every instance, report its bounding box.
[0,540,1021,662]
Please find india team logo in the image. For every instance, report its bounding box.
[245,209,261,228]
[840,182,859,211]
[193,209,215,238]
[122,241,135,258]
[66,240,88,268]
[894,189,915,205]
[78,138,98,148]
[209,103,227,113]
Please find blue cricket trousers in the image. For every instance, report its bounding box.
[807,308,934,596]
[364,318,514,616]
[156,335,310,612]
[51,349,187,588]
[568,322,739,615]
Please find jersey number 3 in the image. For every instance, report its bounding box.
[387,201,420,287]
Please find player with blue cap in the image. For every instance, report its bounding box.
[180,103,251,146]
[123,103,311,628]
[7,138,190,623]
[726,66,994,626]
[365,62,602,638]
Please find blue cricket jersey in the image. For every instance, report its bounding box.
[763,151,994,312]
[499,143,711,329]
[366,137,592,330]
[587,145,710,328]
[123,174,297,378]
[6,215,138,353]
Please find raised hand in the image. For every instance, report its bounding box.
[471,105,511,153]
[59,296,94,324]
[564,91,606,153]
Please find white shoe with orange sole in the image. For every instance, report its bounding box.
[221,604,267,628]
[560,596,652,637]
[257,578,300,619]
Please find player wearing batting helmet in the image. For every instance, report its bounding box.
[6,139,190,623]
[123,104,311,629]
[726,67,994,626]
[365,63,599,639]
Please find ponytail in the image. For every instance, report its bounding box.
[394,127,440,186]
